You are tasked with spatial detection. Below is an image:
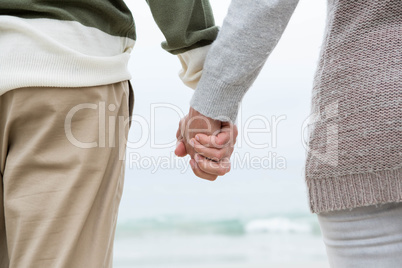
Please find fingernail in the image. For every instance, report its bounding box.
[195,154,201,161]
[190,160,195,169]
[190,139,195,147]
[195,135,200,141]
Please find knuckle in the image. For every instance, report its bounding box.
[198,163,208,172]
[195,172,205,179]
[217,168,226,176]
[204,138,212,147]
[208,176,218,181]
[215,150,224,160]
[193,145,203,152]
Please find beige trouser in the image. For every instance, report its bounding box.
[0,82,133,268]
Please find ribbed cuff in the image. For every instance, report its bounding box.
[307,167,402,214]
[190,73,249,122]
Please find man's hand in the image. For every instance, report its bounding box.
[175,107,238,181]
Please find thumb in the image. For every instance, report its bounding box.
[175,140,187,157]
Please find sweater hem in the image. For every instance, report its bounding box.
[307,167,402,214]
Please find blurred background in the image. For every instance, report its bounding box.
[114,0,329,267]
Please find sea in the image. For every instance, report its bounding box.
[113,167,329,267]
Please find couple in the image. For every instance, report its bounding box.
[0,0,401,267]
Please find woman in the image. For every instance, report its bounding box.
[177,0,402,266]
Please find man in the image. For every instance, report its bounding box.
[0,1,230,267]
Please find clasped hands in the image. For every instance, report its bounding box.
[175,108,238,181]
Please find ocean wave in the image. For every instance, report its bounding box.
[116,214,320,237]
[245,218,312,234]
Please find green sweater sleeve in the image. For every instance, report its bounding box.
[146,0,219,54]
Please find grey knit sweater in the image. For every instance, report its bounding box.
[191,0,402,213]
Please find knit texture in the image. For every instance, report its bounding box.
[306,0,402,213]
